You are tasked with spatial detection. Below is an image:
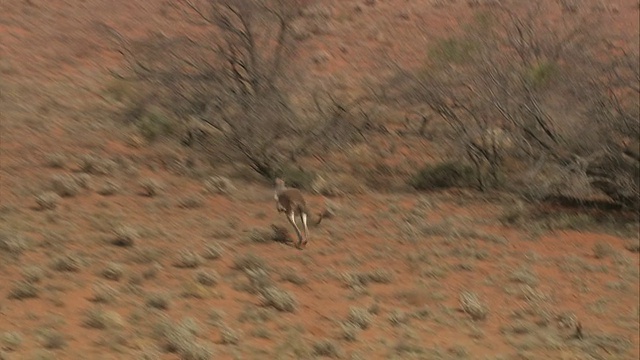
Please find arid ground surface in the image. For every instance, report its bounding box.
[1,0,639,359]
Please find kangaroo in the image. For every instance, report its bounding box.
[274,178,325,249]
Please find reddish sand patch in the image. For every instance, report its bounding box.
[0,0,638,359]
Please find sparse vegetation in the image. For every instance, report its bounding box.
[35,192,61,210]
[202,243,224,260]
[259,287,297,312]
[78,154,116,175]
[347,307,373,329]
[174,250,204,268]
[248,228,274,244]
[204,176,235,195]
[50,253,84,272]
[101,262,125,281]
[0,0,638,359]
[312,339,343,358]
[177,194,205,209]
[0,332,22,352]
[50,174,81,197]
[7,281,39,299]
[219,327,241,345]
[21,266,45,283]
[233,253,268,272]
[194,269,219,286]
[84,308,124,329]
[44,153,68,168]
[154,318,212,359]
[111,226,138,247]
[411,161,478,190]
[459,291,488,321]
[139,179,163,197]
[340,322,360,342]
[593,241,615,259]
[97,180,120,196]
[38,329,66,349]
[90,283,119,303]
[342,269,394,289]
[146,293,170,310]
[0,232,29,256]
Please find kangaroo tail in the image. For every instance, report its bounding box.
[315,208,333,226]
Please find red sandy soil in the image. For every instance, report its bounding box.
[1,0,638,359]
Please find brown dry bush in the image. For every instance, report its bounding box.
[38,329,66,349]
[139,179,163,197]
[386,1,639,208]
[153,317,213,359]
[101,262,125,281]
[111,226,138,247]
[35,192,61,210]
[146,293,171,310]
[174,250,204,268]
[259,286,297,312]
[109,0,370,182]
[202,243,224,260]
[7,281,40,300]
[459,291,488,321]
[0,232,29,256]
[50,174,81,197]
[50,253,84,272]
[203,176,235,195]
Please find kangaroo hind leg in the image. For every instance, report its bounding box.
[287,211,304,249]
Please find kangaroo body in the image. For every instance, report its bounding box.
[274,178,320,249]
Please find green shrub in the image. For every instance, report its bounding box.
[411,161,477,190]
[137,108,175,141]
[277,167,316,191]
[428,37,476,65]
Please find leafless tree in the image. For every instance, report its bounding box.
[107,0,368,181]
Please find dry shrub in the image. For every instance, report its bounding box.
[259,287,297,312]
[194,270,219,286]
[35,192,61,210]
[50,174,81,197]
[459,291,488,320]
[312,339,343,358]
[154,318,213,359]
[101,262,125,281]
[202,243,224,260]
[84,308,124,329]
[90,283,119,303]
[177,194,206,209]
[411,161,477,190]
[233,253,268,272]
[139,179,163,197]
[38,330,66,349]
[78,154,117,175]
[112,226,138,247]
[203,176,235,195]
[347,307,373,329]
[21,266,45,283]
[0,332,22,351]
[310,174,367,196]
[97,180,120,196]
[593,241,615,259]
[248,228,274,244]
[146,293,171,310]
[174,250,204,268]
[44,153,67,168]
[0,232,29,256]
[219,327,241,345]
[8,281,39,299]
[50,253,84,272]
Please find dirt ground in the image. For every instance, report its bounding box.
[1,0,638,359]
